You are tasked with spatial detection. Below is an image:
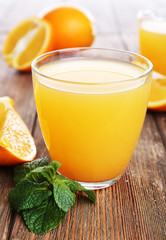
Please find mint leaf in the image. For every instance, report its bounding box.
[56,175,79,193]
[39,161,61,183]
[53,179,75,212]
[83,189,96,203]
[22,196,66,235]
[56,175,96,203]
[8,180,52,211]
[14,157,50,183]
[25,161,61,183]
[9,158,96,235]
[25,167,48,183]
[50,161,61,173]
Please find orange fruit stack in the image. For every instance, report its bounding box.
[0,97,36,165]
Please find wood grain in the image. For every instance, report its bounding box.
[0,0,166,239]
[8,33,166,240]
[0,35,37,240]
[154,113,166,147]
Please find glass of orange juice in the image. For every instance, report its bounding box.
[32,48,152,189]
[139,9,166,77]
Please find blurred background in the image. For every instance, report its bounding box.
[1,0,165,62]
[0,1,166,239]
[1,0,165,33]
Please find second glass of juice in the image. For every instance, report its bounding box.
[32,48,152,189]
[139,9,166,76]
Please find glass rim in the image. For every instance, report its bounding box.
[31,47,153,85]
[138,8,166,20]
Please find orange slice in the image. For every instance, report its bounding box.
[148,76,166,111]
[0,97,37,165]
[2,17,54,71]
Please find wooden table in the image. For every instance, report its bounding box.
[0,0,166,239]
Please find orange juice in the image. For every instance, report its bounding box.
[33,58,151,183]
[139,19,166,75]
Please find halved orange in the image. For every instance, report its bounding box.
[148,76,166,111]
[0,97,37,165]
[2,17,54,71]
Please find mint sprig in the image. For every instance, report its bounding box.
[22,196,66,235]
[8,157,96,235]
[8,180,52,211]
[14,156,50,184]
[53,180,76,212]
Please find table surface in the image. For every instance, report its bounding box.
[0,0,166,239]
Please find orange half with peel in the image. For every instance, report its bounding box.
[2,17,54,71]
[0,97,36,165]
[148,76,166,111]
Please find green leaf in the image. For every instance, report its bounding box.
[8,157,96,235]
[56,175,96,203]
[25,161,61,183]
[50,161,61,173]
[8,180,52,211]
[14,156,50,184]
[83,189,96,203]
[22,196,66,235]
[53,179,76,212]
[40,161,61,183]
[25,167,48,183]
[56,175,79,193]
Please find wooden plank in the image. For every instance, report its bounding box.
[8,33,166,239]
[154,113,166,147]
[1,0,166,238]
[0,34,37,240]
[6,34,126,240]
[119,32,166,239]
[95,34,166,239]
[125,114,166,240]
[0,166,14,240]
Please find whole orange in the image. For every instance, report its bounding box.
[41,5,96,50]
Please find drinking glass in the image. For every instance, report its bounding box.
[139,9,166,77]
[32,48,152,189]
